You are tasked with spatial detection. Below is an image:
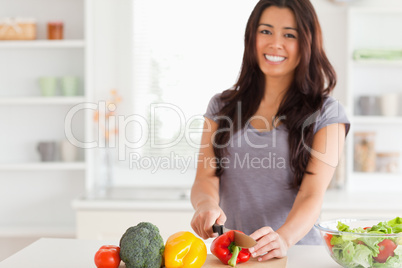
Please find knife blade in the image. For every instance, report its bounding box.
[212,223,257,248]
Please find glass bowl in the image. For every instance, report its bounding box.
[315,218,402,268]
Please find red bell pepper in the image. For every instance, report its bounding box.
[210,230,251,267]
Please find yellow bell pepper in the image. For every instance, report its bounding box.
[164,231,207,268]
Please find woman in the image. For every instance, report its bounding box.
[190,0,350,262]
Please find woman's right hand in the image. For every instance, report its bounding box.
[191,200,227,239]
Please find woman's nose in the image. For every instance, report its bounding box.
[269,35,283,49]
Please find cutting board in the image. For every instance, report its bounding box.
[203,254,287,268]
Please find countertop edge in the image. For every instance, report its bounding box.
[71,189,402,211]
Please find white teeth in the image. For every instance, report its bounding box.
[265,55,285,62]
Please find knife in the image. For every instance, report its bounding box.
[212,223,257,248]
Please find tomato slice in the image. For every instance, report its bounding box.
[373,239,397,263]
[324,234,334,251]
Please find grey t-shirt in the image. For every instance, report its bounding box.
[204,93,350,245]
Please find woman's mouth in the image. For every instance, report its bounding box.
[264,54,286,63]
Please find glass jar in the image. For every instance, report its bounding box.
[47,21,63,40]
[376,152,400,173]
[354,132,376,172]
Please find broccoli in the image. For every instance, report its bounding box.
[119,222,165,268]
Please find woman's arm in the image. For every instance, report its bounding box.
[190,117,227,239]
[249,123,346,260]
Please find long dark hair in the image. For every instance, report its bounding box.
[213,0,336,187]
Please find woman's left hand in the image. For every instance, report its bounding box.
[248,227,289,261]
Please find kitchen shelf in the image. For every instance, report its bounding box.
[0,226,75,237]
[352,171,401,177]
[353,116,402,124]
[0,0,91,242]
[0,97,85,105]
[345,6,402,192]
[353,59,402,68]
[349,7,402,14]
[0,162,86,171]
[0,40,85,49]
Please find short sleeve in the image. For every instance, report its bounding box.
[204,93,224,122]
[313,96,350,136]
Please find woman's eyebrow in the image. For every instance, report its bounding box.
[259,23,298,31]
[259,23,274,28]
[284,26,298,31]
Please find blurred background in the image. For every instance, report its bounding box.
[1,0,402,261]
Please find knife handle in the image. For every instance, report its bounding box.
[212,223,223,235]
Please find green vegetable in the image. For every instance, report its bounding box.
[328,217,402,268]
[119,222,165,268]
[353,244,373,267]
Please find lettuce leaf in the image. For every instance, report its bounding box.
[387,217,402,234]
[356,237,381,256]
[338,222,350,232]
[388,217,402,226]
[332,241,373,267]
[353,244,373,268]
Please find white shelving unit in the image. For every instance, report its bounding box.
[0,226,75,238]
[0,162,86,171]
[0,0,93,239]
[353,116,402,125]
[353,59,402,68]
[0,40,85,49]
[0,96,85,105]
[346,7,402,191]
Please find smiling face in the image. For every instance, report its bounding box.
[256,6,300,81]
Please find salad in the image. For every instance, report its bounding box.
[324,217,402,268]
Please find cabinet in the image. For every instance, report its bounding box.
[73,198,216,244]
[76,209,195,242]
[0,0,92,238]
[345,7,402,191]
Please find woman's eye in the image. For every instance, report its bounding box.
[260,29,272,35]
[285,33,296,39]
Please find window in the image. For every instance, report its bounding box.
[114,0,258,185]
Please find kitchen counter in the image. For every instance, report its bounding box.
[0,238,340,268]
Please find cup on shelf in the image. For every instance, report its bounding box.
[37,141,57,162]
[47,21,64,40]
[357,95,379,116]
[376,152,400,173]
[380,93,399,117]
[60,139,78,162]
[61,76,79,96]
[353,132,376,172]
[39,76,58,96]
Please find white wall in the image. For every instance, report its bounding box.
[312,0,349,104]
